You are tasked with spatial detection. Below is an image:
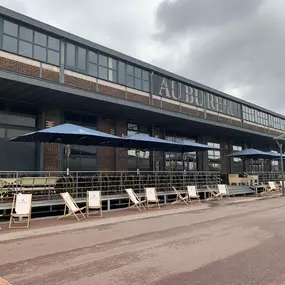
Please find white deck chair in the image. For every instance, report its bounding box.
[217,184,231,199]
[206,185,222,200]
[267,181,278,192]
[9,193,32,229]
[145,187,160,209]
[58,192,86,221]
[86,191,102,217]
[125,188,146,211]
[187,186,201,203]
[172,186,188,205]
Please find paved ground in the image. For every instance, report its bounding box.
[1,197,285,284]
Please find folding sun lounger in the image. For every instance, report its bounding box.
[125,188,146,211]
[58,192,86,221]
[86,191,103,217]
[172,186,188,205]
[9,193,32,229]
[145,187,160,209]
[187,185,201,203]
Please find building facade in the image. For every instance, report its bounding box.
[0,6,283,174]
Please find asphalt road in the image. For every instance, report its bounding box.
[1,198,285,285]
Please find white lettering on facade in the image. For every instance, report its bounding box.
[159,78,171,98]
[158,76,240,118]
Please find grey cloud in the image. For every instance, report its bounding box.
[156,0,263,36]
[155,0,285,113]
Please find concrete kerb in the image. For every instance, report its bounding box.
[0,195,280,242]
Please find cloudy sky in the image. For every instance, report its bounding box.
[0,0,284,113]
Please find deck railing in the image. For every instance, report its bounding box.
[0,171,222,204]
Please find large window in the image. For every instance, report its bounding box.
[2,19,60,65]
[208,142,221,171]
[231,145,243,174]
[127,123,150,171]
[243,106,268,126]
[64,112,97,171]
[165,135,197,171]
[0,102,38,171]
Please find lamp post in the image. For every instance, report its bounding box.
[275,139,285,196]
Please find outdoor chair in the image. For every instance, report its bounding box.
[145,187,160,209]
[125,188,146,211]
[265,181,279,193]
[58,192,86,221]
[86,191,102,217]
[172,186,188,205]
[9,193,32,229]
[217,184,231,199]
[187,185,201,203]
[206,185,222,200]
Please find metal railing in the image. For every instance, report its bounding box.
[250,172,282,184]
[0,171,221,204]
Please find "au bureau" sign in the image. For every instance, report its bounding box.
[152,75,241,118]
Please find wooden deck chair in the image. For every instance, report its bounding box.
[0,277,13,285]
[206,185,222,200]
[187,186,201,203]
[9,193,32,229]
[172,186,188,205]
[125,188,146,211]
[217,184,231,199]
[145,187,160,209]
[57,192,86,221]
[86,191,103,217]
[266,181,278,193]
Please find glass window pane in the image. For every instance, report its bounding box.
[2,35,17,53]
[19,26,33,42]
[135,78,142,89]
[4,20,18,37]
[135,67,141,78]
[89,51,97,64]
[118,61,126,85]
[99,66,108,80]
[142,70,149,81]
[109,70,117,82]
[48,50,59,65]
[99,54,107,66]
[48,36,60,51]
[142,80,149,92]
[19,40,32,58]
[127,64,134,76]
[88,62,97,76]
[7,114,36,127]
[108,58,116,70]
[34,45,47,61]
[34,31,47,46]
[127,75,134,88]
[77,47,86,70]
[66,43,75,67]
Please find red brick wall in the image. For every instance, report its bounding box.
[0,56,40,77]
[97,117,116,171]
[116,121,127,171]
[43,108,61,171]
[220,140,230,174]
[42,69,60,83]
[153,127,164,171]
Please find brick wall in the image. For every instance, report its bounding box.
[152,126,164,171]
[0,56,40,77]
[97,117,116,171]
[43,108,61,171]
[116,121,127,171]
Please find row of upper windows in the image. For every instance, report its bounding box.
[65,43,150,92]
[2,19,60,66]
[1,18,285,131]
[243,105,285,130]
